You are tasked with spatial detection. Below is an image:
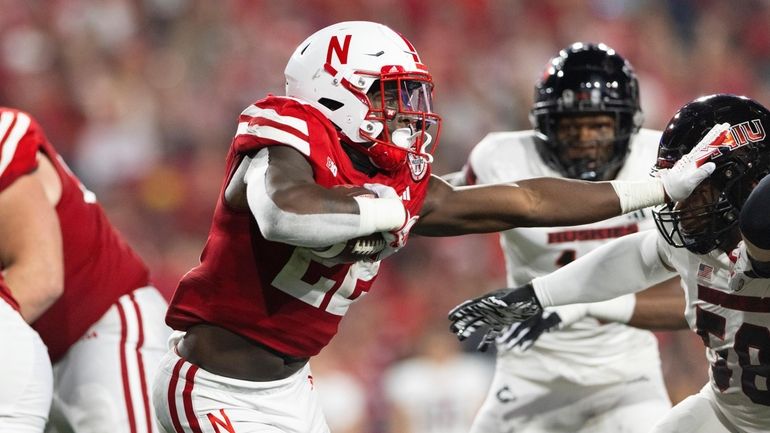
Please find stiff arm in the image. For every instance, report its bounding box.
[533,230,676,308]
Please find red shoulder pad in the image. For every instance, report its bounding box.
[232,96,337,157]
[0,108,42,191]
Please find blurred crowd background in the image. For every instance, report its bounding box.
[3,0,770,431]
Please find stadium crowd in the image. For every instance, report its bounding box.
[2,0,770,431]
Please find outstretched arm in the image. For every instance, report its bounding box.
[415,175,648,235]
[449,230,679,342]
[418,123,727,236]
[495,277,686,352]
[544,276,686,330]
[533,230,675,306]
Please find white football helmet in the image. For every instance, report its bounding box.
[285,21,441,171]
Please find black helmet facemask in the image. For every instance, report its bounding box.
[530,42,643,181]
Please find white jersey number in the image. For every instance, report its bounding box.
[271,248,373,316]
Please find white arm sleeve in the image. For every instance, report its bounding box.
[244,149,404,248]
[533,230,676,307]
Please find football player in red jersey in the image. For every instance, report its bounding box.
[0,283,52,433]
[0,108,171,433]
[154,21,719,433]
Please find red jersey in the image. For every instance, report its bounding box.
[0,108,150,362]
[166,96,431,357]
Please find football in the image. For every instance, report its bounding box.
[309,185,387,263]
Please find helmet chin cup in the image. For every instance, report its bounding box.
[358,123,435,170]
[391,127,434,157]
[367,129,435,170]
[391,127,414,149]
[367,142,408,171]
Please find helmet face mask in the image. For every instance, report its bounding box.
[652,94,770,254]
[551,113,618,180]
[530,42,643,181]
[284,21,441,171]
[362,73,440,170]
[654,177,741,254]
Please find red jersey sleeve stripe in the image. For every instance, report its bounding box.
[240,105,309,135]
[0,111,31,178]
[236,120,311,156]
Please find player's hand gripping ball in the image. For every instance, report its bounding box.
[310,185,387,263]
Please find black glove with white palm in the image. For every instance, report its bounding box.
[448,283,542,350]
[496,309,562,351]
[495,302,591,351]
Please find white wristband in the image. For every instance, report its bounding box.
[610,179,666,214]
[354,196,406,235]
[586,294,637,324]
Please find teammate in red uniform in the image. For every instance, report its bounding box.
[0,183,53,433]
[0,108,170,433]
[153,21,719,433]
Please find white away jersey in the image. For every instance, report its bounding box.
[659,241,770,432]
[466,129,663,384]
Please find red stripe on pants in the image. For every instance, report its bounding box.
[129,293,154,433]
[116,302,138,433]
[183,365,204,433]
[168,359,186,433]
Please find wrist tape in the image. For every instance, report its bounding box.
[610,179,666,214]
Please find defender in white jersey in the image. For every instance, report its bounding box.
[452,43,684,433]
[449,94,770,433]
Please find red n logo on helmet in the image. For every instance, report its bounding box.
[326,35,352,65]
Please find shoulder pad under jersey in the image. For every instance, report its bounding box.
[232,96,337,158]
[0,108,42,191]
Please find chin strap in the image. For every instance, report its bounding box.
[347,122,435,171]
[361,129,434,171]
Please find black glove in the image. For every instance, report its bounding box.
[497,309,563,351]
[448,284,542,345]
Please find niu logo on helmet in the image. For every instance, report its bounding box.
[708,119,766,160]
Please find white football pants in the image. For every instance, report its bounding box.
[471,363,671,433]
[45,287,171,433]
[0,299,52,433]
[152,332,330,433]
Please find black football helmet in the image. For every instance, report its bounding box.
[530,42,643,181]
[652,94,770,254]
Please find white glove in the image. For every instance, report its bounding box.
[376,214,419,261]
[728,242,754,292]
[362,183,416,261]
[658,123,729,202]
[363,183,400,200]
